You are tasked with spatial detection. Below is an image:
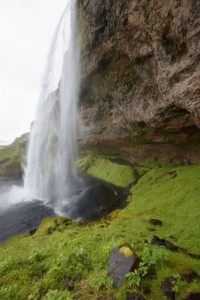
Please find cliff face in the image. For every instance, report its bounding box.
[79,0,200,161]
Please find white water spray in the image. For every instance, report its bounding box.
[24,0,81,209]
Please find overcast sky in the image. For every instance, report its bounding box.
[0,0,67,143]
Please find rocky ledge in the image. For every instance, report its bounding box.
[78,0,200,163]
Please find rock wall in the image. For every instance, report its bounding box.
[78,0,200,159]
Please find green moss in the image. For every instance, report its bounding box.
[78,155,135,187]
[0,162,199,299]
[130,165,200,253]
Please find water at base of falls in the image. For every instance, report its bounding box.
[24,0,83,213]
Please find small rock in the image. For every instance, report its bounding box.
[126,293,145,300]
[149,219,163,226]
[181,271,200,283]
[108,245,140,289]
[65,275,74,291]
[161,277,175,300]
[184,293,200,300]
[66,280,74,291]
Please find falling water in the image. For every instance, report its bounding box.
[24,0,81,210]
[0,0,125,244]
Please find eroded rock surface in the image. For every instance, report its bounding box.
[79,0,200,161]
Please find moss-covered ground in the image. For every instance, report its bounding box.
[0,156,199,299]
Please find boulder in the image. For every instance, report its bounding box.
[108,245,140,289]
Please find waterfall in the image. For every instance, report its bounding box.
[24,0,81,210]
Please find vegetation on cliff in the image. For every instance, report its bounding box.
[0,134,28,181]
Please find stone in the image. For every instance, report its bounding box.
[161,277,175,300]
[149,219,163,226]
[65,280,74,291]
[108,245,140,289]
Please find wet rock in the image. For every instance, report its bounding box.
[184,293,200,300]
[161,277,175,300]
[108,245,140,289]
[63,176,128,221]
[126,293,145,300]
[149,219,163,226]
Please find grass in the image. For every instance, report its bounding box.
[0,157,199,299]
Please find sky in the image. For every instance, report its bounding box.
[0,0,68,143]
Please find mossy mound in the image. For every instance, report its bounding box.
[0,158,199,299]
[78,155,136,187]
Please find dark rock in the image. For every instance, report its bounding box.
[184,293,200,300]
[126,293,145,300]
[161,277,175,300]
[181,272,200,283]
[151,235,200,259]
[149,219,163,226]
[65,280,74,291]
[108,245,140,289]
[151,235,178,251]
